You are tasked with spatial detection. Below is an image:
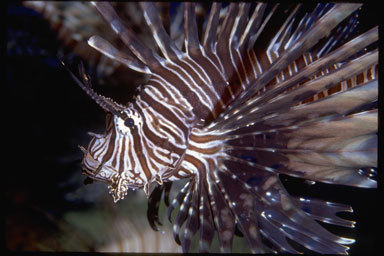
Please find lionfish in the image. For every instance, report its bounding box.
[63,2,377,254]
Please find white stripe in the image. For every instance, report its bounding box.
[142,105,186,147]
[235,48,250,85]
[111,134,123,171]
[144,85,189,131]
[183,55,225,108]
[151,74,194,113]
[229,47,246,90]
[94,135,110,160]
[123,135,133,171]
[180,159,199,175]
[136,99,187,149]
[128,105,151,182]
[212,42,225,74]
[142,11,175,61]
[200,46,227,82]
[161,60,213,110]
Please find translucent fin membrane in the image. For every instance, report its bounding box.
[211,28,378,131]
[223,4,362,113]
[292,197,355,228]
[219,51,377,131]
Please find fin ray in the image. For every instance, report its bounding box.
[227,4,362,113]
[93,2,162,68]
[202,3,221,51]
[88,35,151,74]
[184,3,200,55]
[139,2,182,61]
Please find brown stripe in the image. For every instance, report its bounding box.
[140,91,189,142]
[217,46,243,97]
[140,132,172,167]
[127,134,136,172]
[166,61,214,119]
[131,126,152,183]
[189,133,222,143]
[191,49,239,118]
[240,50,257,84]
[135,102,183,155]
[93,140,107,159]
[88,137,98,153]
[152,63,213,120]
[117,136,126,174]
[102,126,117,164]
[182,57,229,119]
[183,154,205,175]
[175,58,219,106]
[188,144,221,155]
[233,50,250,87]
[141,122,185,158]
[149,79,194,123]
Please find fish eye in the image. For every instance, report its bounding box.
[124,117,135,127]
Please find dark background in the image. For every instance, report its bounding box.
[4,1,380,254]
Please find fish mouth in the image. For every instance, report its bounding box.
[81,156,143,190]
[81,154,117,184]
[81,167,113,184]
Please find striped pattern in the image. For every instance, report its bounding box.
[70,2,377,254]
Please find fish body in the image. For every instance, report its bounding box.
[65,2,377,254]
